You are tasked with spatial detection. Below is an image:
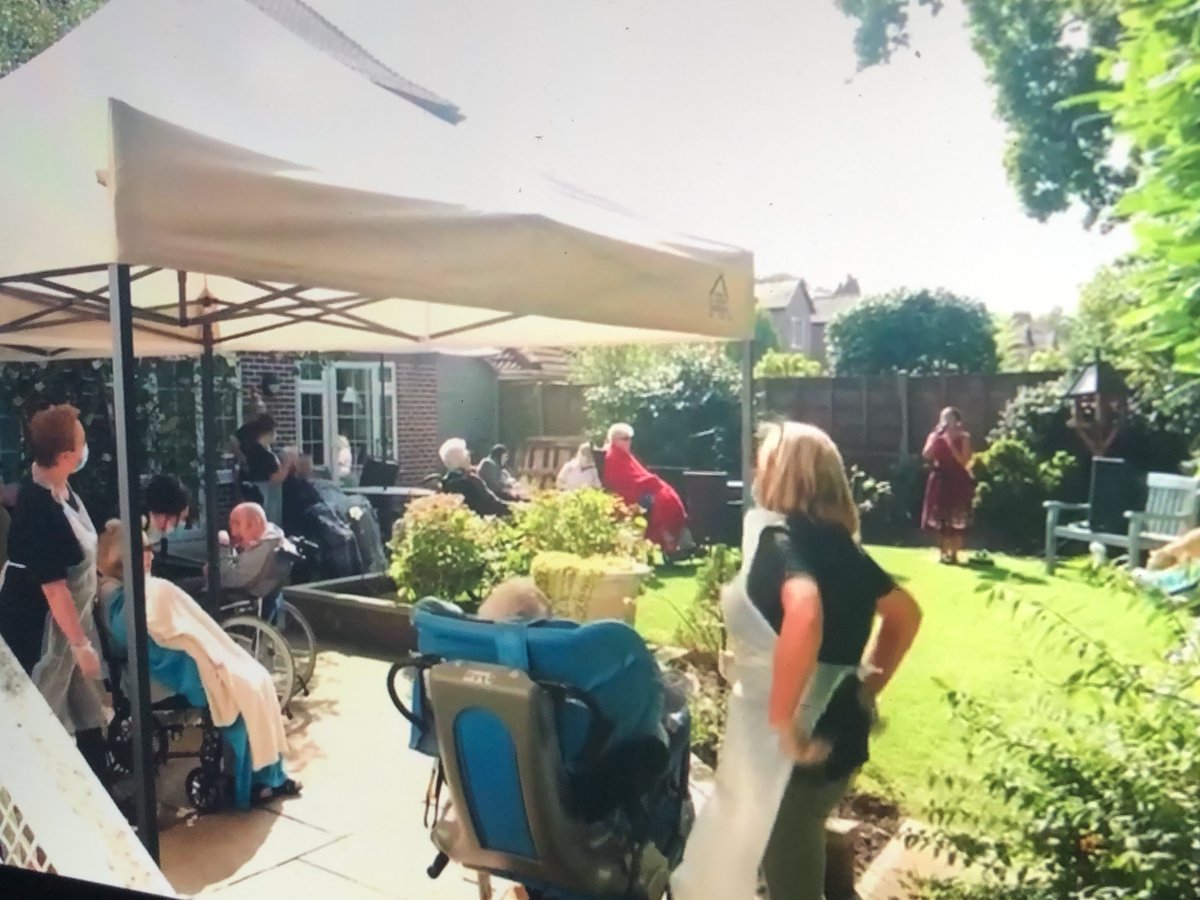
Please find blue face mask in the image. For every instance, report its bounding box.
[72,442,89,474]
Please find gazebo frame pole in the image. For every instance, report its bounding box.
[740,339,754,507]
[108,263,160,861]
[200,325,222,615]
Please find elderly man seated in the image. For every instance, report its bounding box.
[216,502,296,604]
[438,438,511,518]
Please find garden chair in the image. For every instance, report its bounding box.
[1045,472,1200,574]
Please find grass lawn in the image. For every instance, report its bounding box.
[635,546,1183,825]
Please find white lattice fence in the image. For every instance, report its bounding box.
[0,634,173,894]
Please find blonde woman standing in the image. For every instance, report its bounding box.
[672,421,922,900]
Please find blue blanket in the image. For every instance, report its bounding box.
[107,587,286,810]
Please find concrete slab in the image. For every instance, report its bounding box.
[214,857,389,899]
[159,803,340,895]
[301,832,486,899]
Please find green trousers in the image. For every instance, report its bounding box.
[762,769,851,900]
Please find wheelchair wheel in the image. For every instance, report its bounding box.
[106,713,168,778]
[185,767,227,814]
[221,615,297,704]
[273,600,317,693]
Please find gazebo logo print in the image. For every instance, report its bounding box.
[708,274,730,320]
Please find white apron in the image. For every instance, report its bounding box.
[671,510,857,900]
[31,489,105,735]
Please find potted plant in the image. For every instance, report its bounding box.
[530,551,651,624]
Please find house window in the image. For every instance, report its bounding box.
[296,360,396,473]
[790,316,809,352]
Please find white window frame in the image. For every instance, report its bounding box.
[295,360,397,474]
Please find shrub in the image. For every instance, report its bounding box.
[847,466,894,538]
[753,350,823,378]
[673,544,740,657]
[885,455,927,528]
[991,373,1200,497]
[970,439,1077,551]
[389,494,499,603]
[918,586,1200,900]
[505,488,652,575]
[686,666,728,768]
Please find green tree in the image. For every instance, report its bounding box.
[837,0,1131,227]
[583,345,742,473]
[725,309,782,369]
[826,287,998,376]
[1094,0,1200,373]
[0,0,103,76]
[1069,263,1141,368]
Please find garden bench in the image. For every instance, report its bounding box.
[1044,472,1199,573]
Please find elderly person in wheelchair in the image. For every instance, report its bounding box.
[388,578,693,900]
[97,521,301,812]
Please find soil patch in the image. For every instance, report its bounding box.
[837,791,903,876]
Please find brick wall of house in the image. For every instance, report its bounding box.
[393,354,440,483]
[238,353,299,445]
[234,352,441,484]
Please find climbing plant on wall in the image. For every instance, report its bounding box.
[0,356,240,525]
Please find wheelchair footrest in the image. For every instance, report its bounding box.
[427,851,450,880]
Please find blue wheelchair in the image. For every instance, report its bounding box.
[387,599,695,899]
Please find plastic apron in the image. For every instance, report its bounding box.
[671,510,857,900]
[30,491,105,736]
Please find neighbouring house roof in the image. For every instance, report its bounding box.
[490,347,574,381]
[810,276,863,324]
[755,275,814,314]
[1007,312,1061,354]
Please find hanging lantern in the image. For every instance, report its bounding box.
[1064,350,1129,456]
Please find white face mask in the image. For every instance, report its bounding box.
[72,442,89,474]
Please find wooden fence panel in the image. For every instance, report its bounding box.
[760,371,1062,476]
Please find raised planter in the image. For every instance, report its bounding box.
[584,563,652,623]
[283,573,415,655]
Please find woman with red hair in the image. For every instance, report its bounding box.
[602,424,691,555]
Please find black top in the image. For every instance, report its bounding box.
[440,469,511,518]
[746,514,897,781]
[0,479,85,674]
[746,514,894,664]
[282,475,324,536]
[242,442,280,483]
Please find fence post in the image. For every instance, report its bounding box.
[897,372,910,455]
[860,376,869,456]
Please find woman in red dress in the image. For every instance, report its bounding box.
[922,407,975,565]
[602,423,691,555]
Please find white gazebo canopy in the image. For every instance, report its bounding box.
[0,0,754,354]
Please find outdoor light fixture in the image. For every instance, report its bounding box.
[1064,350,1129,456]
[260,373,279,397]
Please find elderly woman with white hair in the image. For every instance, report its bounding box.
[602,423,692,555]
[438,438,511,518]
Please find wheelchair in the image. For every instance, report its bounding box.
[387,599,694,900]
[95,601,232,814]
[153,536,319,709]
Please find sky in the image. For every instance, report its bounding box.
[313,0,1129,313]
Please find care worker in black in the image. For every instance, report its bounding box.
[0,404,108,780]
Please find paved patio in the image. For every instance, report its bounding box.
[154,646,505,898]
